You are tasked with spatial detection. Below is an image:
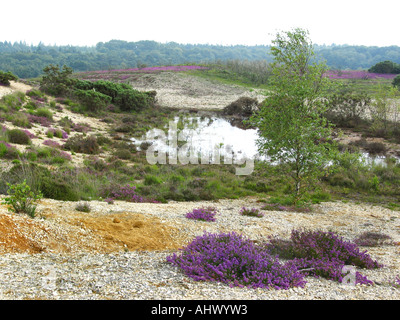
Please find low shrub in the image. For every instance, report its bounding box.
[26,89,47,103]
[63,135,99,154]
[239,207,264,218]
[0,71,18,86]
[353,231,393,247]
[1,179,42,218]
[74,89,112,113]
[144,175,163,185]
[100,183,157,203]
[7,128,31,145]
[11,113,32,128]
[75,201,91,213]
[167,231,306,289]
[1,92,25,110]
[43,139,61,148]
[0,141,20,159]
[223,96,259,117]
[265,229,382,285]
[46,128,68,139]
[39,173,80,201]
[113,149,132,160]
[27,114,53,127]
[35,107,53,120]
[185,207,218,222]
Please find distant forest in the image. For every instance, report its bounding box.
[1,40,400,78]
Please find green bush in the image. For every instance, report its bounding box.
[11,113,32,128]
[0,71,18,86]
[223,96,259,116]
[0,142,21,159]
[74,89,112,113]
[1,180,42,218]
[1,92,25,110]
[75,201,91,212]
[114,149,132,160]
[144,175,163,185]
[392,75,400,89]
[63,135,99,154]
[114,88,150,112]
[39,174,80,201]
[7,129,31,145]
[35,107,53,119]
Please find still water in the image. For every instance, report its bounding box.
[131,115,397,166]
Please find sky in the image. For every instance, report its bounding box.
[2,0,399,47]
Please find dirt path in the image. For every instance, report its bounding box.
[0,81,32,98]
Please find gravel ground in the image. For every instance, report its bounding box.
[129,72,266,110]
[1,197,400,300]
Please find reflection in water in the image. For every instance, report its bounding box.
[132,116,262,161]
[131,115,398,166]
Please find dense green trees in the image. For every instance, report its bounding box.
[1,40,400,79]
[368,60,400,74]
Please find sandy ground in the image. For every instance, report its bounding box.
[0,81,32,98]
[128,72,267,110]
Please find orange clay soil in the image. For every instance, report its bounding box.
[0,202,187,255]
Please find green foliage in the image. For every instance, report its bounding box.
[34,107,53,119]
[74,89,112,112]
[0,70,18,86]
[40,64,74,96]
[250,28,337,204]
[2,40,400,79]
[368,60,400,74]
[63,134,99,154]
[7,128,31,145]
[75,201,91,213]
[1,180,42,218]
[11,113,31,128]
[1,91,25,110]
[144,175,163,185]
[39,64,153,113]
[223,96,259,117]
[114,87,150,112]
[393,75,400,88]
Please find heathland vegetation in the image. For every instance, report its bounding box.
[1,39,400,78]
[1,29,400,292]
[1,53,400,211]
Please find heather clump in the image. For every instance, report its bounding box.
[7,128,31,145]
[185,207,218,222]
[354,231,393,247]
[266,229,382,285]
[168,229,383,290]
[239,207,264,218]
[63,134,99,154]
[100,183,158,203]
[75,201,91,213]
[167,232,306,290]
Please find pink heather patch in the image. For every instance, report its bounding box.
[325,70,397,80]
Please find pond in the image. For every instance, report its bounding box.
[131,114,399,169]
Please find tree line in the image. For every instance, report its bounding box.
[1,40,400,78]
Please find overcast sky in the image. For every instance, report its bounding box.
[2,0,399,47]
